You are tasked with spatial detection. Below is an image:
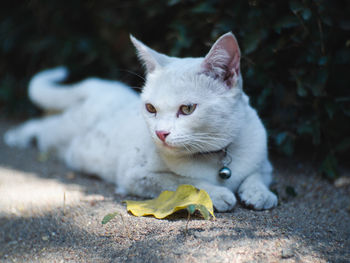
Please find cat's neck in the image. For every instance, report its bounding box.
[158,142,232,169]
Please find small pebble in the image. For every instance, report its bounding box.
[334,177,350,188]
[281,247,294,259]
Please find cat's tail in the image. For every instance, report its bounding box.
[29,67,86,111]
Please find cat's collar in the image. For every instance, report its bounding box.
[197,144,231,158]
[197,148,226,156]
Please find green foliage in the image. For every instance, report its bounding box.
[186,204,211,220]
[1,0,349,176]
[102,212,119,225]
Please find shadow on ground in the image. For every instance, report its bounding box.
[1,120,349,262]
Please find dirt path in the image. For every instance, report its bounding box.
[0,120,349,263]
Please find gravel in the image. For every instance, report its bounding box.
[0,120,349,263]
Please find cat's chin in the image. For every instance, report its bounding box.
[157,142,179,152]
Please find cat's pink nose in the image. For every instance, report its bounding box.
[156,130,170,142]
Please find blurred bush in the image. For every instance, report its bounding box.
[0,0,349,177]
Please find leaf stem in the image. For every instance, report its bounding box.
[185,210,191,235]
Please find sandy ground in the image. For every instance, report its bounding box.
[0,120,349,263]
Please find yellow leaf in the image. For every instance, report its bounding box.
[125,185,215,219]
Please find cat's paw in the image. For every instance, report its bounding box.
[238,184,277,210]
[209,187,237,212]
[3,129,32,148]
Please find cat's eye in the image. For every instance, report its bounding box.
[145,103,157,114]
[178,104,197,116]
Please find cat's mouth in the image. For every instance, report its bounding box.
[154,139,184,153]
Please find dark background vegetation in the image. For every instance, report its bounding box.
[1,0,349,178]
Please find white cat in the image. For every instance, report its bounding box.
[4,32,277,212]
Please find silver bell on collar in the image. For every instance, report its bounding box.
[219,166,231,179]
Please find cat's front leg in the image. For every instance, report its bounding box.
[237,173,278,210]
[195,182,237,212]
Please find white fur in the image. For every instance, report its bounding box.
[4,32,277,212]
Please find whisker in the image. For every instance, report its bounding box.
[170,131,235,155]
[115,68,146,83]
[174,135,228,144]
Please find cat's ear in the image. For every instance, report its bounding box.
[130,35,172,74]
[201,32,241,88]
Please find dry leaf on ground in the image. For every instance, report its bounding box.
[124,185,215,219]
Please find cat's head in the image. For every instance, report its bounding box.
[131,32,246,156]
